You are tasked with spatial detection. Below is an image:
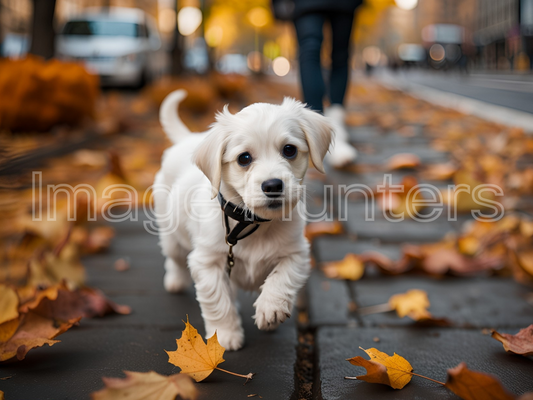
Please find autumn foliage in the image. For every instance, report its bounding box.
[0,56,99,132]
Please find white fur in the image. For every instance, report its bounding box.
[154,90,333,350]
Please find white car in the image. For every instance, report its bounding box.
[56,7,161,87]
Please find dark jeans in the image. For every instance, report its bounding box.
[294,11,355,113]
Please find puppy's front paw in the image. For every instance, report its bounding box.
[253,296,292,331]
[213,327,245,351]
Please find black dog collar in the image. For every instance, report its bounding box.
[217,192,271,276]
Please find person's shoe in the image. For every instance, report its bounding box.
[324,104,357,168]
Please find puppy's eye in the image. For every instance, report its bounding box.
[282,144,298,159]
[237,152,253,166]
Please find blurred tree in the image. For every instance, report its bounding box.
[29,0,57,59]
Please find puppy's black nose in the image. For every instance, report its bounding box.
[261,179,284,198]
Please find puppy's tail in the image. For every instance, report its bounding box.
[159,89,191,144]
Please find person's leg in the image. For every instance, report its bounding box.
[329,11,355,106]
[323,11,357,167]
[294,13,326,113]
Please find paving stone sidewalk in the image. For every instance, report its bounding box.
[2,103,533,400]
[308,124,533,399]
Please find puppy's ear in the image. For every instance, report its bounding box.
[193,106,232,198]
[297,105,334,174]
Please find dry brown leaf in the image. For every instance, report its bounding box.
[445,362,515,400]
[0,312,79,361]
[388,289,431,320]
[20,283,130,320]
[322,254,364,281]
[0,285,19,325]
[491,325,533,357]
[91,371,197,400]
[304,221,343,242]
[347,347,413,389]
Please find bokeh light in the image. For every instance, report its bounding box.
[247,7,270,28]
[272,56,290,76]
[205,26,223,47]
[177,7,202,36]
[247,51,262,72]
[429,44,445,61]
[158,8,176,34]
[394,0,418,10]
[362,46,382,67]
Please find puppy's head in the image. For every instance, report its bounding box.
[193,98,333,219]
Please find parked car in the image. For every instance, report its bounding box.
[1,33,29,59]
[56,7,161,87]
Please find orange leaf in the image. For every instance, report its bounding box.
[91,371,197,400]
[386,153,421,170]
[166,317,225,382]
[322,254,364,281]
[388,289,431,320]
[347,347,413,389]
[0,285,19,325]
[491,325,533,357]
[304,221,343,242]
[445,363,515,400]
[0,312,79,362]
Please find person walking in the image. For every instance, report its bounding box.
[272,0,361,167]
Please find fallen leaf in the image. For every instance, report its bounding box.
[491,325,533,357]
[0,312,79,361]
[0,285,19,325]
[114,258,130,272]
[166,317,253,383]
[377,176,425,218]
[422,163,458,181]
[304,221,343,242]
[0,318,20,342]
[347,347,413,389]
[386,153,421,170]
[91,371,197,400]
[445,362,515,400]
[322,254,364,281]
[388,289,431,320]
[21,283,130,321]
[166,317,225,382]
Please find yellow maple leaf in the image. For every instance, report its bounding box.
[91,371,197,400]
[347,347,413,389]
[388,289,431,320]
[166,316,225,382]
[166,317,254,383]
[322,254,365,281]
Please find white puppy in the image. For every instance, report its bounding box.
[153,90,333,350]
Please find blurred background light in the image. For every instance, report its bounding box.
[394,0,418,11]
[247,51,262,72]
[362,46,382,67]
[247,7,270,28]
[429,44,445,62]
[272,56,290,76]
[158,8,176,34]
[177,7,202,36]
[205,26,223,47]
